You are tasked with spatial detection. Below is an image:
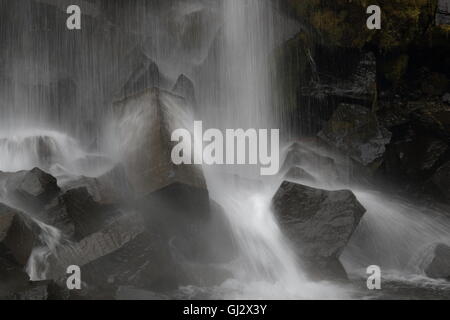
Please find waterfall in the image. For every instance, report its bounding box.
[193,1,348,299]
[1,0,448,300]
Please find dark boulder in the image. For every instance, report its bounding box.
[272,181,366,280]
[0,203,39,266]
[0,254,30,298]
[112,87,210,233]
[382,129,448,182]
[60,164,134,206]
[116,53,169,100]
[1,279,74,300]
[113,87,206,197]
[443,93,450,104]
[3,168,60,212]
[424,243,450,280]
[431,161,450,203]
[172,74,196,106]
[301,52,377,104]
[318,103,392,167]
[46,211,146,280]
[52,187,123,241]
[437,0,450,25]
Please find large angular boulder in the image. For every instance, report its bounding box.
[3,168,60,212]
[172,74,196,106]
[51,187,121,240]
[272,181,366,279]
[46,212,145,280]
[116,54,169,101]
[112,87,209,220]
[0,203,39,265]
[60,164,134,206]
[413,243,450,280]
[318,103,392,167]
[424,243,450,280]
[113,88,205,194]
[0,255,30,299]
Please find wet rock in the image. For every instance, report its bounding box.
[116,54,169,100]
[421,73,449,97]
[284,166,316,183]
[0,254,30,298]
[382,128,448,183]
[172,74,196,106]
[113,87,208,209]
[443,93,450,104]
[56,187,122,240]
[61,164,134,206]
[2,280,74,300]
[79,230,180,294]
[47,212,146,280]
[302,52,377,104]
[4,167,60,212]
[5,282,49,300]
[272,181,366,280]
[0,203,39,265]
[423,243,450,280]
[431,161,450,203]
[410,101,450,139]
[281,142,339,183]
[318,103,392,166]
[436,0,450,25]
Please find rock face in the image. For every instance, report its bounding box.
[0,203,38,265]
[436,0,450,25]
[319,104,392,166]
[284,166,316,183]
[3,167,60,212]
[46,212,146,279]
[423,243,450,280]
[272,181,366,279]
[172,74,197,106]
[113,87,206,197]
[116,54,169,100]
[60,165,134,206]
[302,52,377,104]
[282,142,339,182]
[431,161,450,203]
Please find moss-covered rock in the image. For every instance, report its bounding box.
[286,0,444,51]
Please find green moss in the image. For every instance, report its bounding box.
[382,54,409,86]
[287,0,439,52]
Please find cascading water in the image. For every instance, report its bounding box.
[1,0,448,300]
[191,1,349,299]
[0,128,113,282]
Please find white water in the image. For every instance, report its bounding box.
[0,129,112,281]
[193,1,350,299]
[282,140,450,290]
[26,220,62,281]
[0,128,112,178]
